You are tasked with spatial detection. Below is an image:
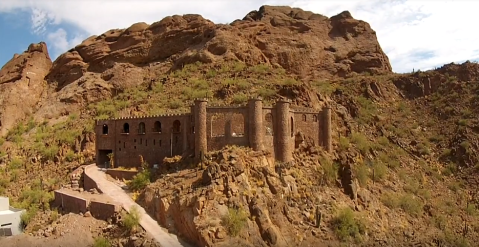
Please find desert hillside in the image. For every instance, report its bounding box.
[0,5,478,247]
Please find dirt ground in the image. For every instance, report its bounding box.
[2,213,108,247]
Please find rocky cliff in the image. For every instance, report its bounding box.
[0,5,391,136]
[2,5,478,247]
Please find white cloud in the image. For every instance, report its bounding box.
[0,0,477,72]
[46,28,85,59]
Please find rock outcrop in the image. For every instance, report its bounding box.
[0,6,391,135]
[0,42,52,136]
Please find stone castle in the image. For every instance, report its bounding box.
[95,98,332,168]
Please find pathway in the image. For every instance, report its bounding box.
[84,164,190,247]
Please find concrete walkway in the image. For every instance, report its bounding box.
[84,164,190,247]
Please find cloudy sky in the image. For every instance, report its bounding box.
[0,0,477,73]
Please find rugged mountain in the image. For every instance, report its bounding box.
[0,5,391,136]
[0,5,478,247]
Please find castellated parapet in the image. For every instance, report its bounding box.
[94,98,333,168]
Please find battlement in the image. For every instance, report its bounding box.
[95,99,333,168]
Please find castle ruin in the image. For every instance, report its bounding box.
[95,98,332,168]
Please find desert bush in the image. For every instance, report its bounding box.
[331,207,366,242]
[339,136,350,150]
[319,155,338,186]
[350,132,370,155]
[93,237,111,247]
[8,157,23,170]
[466,204,477,216]
[128,169,151,191]
[221,207,248,237]
[312,80,336,95]
[370,161,387,182]
[257,88,276,99]
[281,78,299,87]
[249,64,270,74]
[381,192,423,217]
[20,207,38,228]
[122,206,141,232]
[65,150,76,162]
[356,96,377,124]
[232,93,248,104]
[355,163,369,187]
[168,100,182,109]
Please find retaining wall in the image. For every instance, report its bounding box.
[53,191,88,214]
[106,169,138,180]
[90,201,121,220]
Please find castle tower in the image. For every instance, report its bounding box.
[194,99,208,161]
[248,98,264,151]
[275,99,292,163]
[323,106,332,153]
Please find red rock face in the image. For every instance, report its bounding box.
[0,42,52,136]
[46,6,391,89]
[0,6,392,135]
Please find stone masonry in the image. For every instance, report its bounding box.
[95,98,332,168]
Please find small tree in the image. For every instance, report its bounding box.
[107,153,114,168]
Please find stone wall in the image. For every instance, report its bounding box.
[90,201,121,220]
[96,114,193,168]
[95,98,333,167]
[53,191,88,214]
[106,169,138,180]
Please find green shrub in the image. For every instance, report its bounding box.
[20,207,38,228]
[257,88,276,99]
[331,207,366,242]
[168,100,182,109]
[312,80,336,95]
[9,157,23,170]
[93,237,111,247]
[249,64,270,74]
[356,96,377,124]
[122,206,141,232]
[466,204,477,216]
[356,163,369,187]
[232,93,248,104]
[65,150,76,162]
[319,156,338,186]
[381,193,423,217]
[281,78,299,87]
[371,161,387,182]
[339,136,350,150]
[128,169,151,191]
[350,133,370,155]
[221,208,248,237]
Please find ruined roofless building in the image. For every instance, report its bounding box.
[95,98,332,168]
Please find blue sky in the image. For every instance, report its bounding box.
[0,0,478,73]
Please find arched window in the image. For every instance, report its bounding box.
[138,122,146,134]
[290,117,294,137]
[153,121,162,133]
[102,124,108,135]
[313,115,318,122]
[302,114,307,122]
[123,123,130,133]
[173,120,181,133]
